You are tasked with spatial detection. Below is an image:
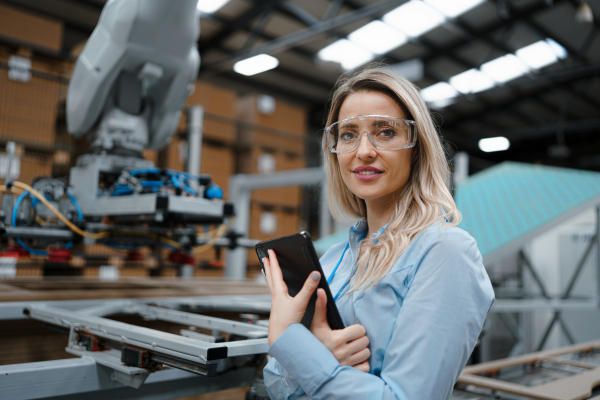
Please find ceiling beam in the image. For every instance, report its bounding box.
[442,62,600,130]
[201,0,401,73]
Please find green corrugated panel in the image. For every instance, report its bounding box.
[455,162,600,258]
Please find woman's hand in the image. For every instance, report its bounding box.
[263,249,321,346]
[311,288,371,372]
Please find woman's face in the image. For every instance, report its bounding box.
[336,90,414,207]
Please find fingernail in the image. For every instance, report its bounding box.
[262,257,268,263]
[311,271,320,282]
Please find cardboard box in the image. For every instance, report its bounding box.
[0,4,64,51]
[237,94,307,135]
[178,81,237,143]
[238,148,305,207]
[15,152,53,186]
[0,68,61,148]
[247,204,303,265]
[200,144,234,198]
[236,94,307,154]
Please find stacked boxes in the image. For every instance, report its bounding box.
[0,4,65,149]
[0,4,64,51]
[236,94,308,268]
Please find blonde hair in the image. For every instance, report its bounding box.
[322,66,461,294]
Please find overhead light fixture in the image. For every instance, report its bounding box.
[481,54,529,83]
[546,38,568,60]
[450,68,495,94]
[420,82,458,103]
[383,1,445,37]
[516,40,561,69]
[348,20,408,55]
[424,0,485,18]
[479,136,510,152]
[317,39,374,70]
[197,0,230,14]
[233,54,279,76]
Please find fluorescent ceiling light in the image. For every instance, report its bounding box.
[233,54,279,76]
[479,136,510,152]
[481,54,529,83]
[450,68,495,94]
[197,0,230,14]
[516,40,560,69]
[348,20,408,55]
[383,1,445,37]
[424,0,486,18]
[546,38,567,60]
[420,82,458,103]
[317,39,374,70]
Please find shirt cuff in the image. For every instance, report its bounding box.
[269,323,340,395]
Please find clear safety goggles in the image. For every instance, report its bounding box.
[325,115,417,154]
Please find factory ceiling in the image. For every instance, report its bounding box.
[1,0,599,172]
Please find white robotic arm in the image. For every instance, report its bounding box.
[67,0,200,153]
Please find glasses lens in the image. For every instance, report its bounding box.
[328,117,410,152]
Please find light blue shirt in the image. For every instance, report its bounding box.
[263,219,495,400]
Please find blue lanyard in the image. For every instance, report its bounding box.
[327,243,354,301]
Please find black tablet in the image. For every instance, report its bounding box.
[256,232,345,331]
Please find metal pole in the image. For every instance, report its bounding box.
[187,105,204,193]
[225,168,326,279]
[319,182,332,239]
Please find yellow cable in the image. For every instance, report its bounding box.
[193,224,228,255]
[11,181,107,239]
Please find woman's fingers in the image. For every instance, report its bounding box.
[311,288,329,330]
[262,257,273,291]
[339,324,368,343]
[346,347,371,367]
[344,335,370,356]
[352,360,370,373]
[294,270,321,309]
[267,250,288,293]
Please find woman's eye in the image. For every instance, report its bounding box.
[340,131,358,141]
[377,128,397,139]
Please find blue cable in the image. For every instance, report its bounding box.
[66,189,84,221]
[12,191,47,256]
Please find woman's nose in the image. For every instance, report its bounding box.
[356,132,377,159]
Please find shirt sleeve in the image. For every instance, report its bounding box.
[264,356,311,399]
[268,228,495,400]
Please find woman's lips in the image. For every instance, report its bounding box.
[353,170,383,181]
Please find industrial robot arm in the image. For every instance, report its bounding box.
[66,0,200,154]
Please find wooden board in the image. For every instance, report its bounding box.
[458,340,600,400]
[0,277,270,302]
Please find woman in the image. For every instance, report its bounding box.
[261,67,494,399]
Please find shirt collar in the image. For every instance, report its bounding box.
[348,219,389,259]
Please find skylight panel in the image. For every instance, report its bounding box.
[383,1,445,37]
[424,0,486,18]
[546,38,567,59]
[516,40,559,69]
[450,68,495,94]
[348,20,408,55]
[481,54,530,83]
[479,137,510,152]
[233,54,279,76]
[317,39,374,70]
[420,82,458,103]
[197,0,230,14]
